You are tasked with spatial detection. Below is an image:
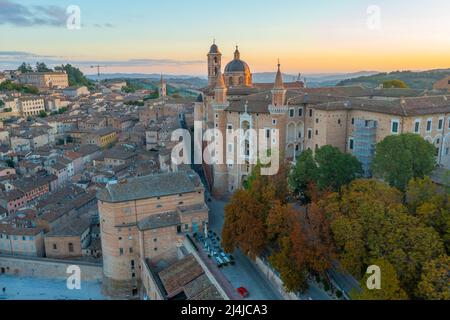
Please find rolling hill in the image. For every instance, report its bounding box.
[337,69,450,89]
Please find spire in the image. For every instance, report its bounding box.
[274,59,284,90]
[234,45,240,60]
[160,73,164,84]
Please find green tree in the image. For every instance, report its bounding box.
[55,64,93,89]
[372,134,436,191]
[18,62,33,73]
[36,62,52,72]
[289,146,362,202]
[39,110,47,118]
[5,159,15,168]
[383,79,409,89]
[417,255,450,300]
[315,146,363,192]
[352,258,408,300]
[288,149,317,202]
[0,80,38,95]
[0,100,4,107]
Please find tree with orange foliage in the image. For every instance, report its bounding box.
[221,189,268,260]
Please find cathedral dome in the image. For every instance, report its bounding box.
[224,46,251,73]
[225,59,251,73]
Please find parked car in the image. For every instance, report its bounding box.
[220,252,231,263]
[237,287,249,298]
[215,255,224,266]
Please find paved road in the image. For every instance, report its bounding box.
[207,200,283,300]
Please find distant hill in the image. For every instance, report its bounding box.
[337,69,450,89]
[89,71,380,90]
[252,71,379,87]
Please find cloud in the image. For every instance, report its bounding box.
[93,23,115,28]
[0,51,205,71]
[0,0,67,27]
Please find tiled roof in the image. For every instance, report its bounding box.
[158,255,204,297]
[45,217,90,237]
[137,211,180,231]
[97,170,202,203]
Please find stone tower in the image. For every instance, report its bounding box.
[207,41,222,88]
[212,71,229,197]
[159,74,167,97]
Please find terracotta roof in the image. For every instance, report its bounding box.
[97,170,202,203]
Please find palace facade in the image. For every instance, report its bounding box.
[195,42,450,197]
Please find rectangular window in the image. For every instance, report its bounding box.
[265,129,271,139]
[298,107,303,117]
[438,118,444,130]
[68,243,74,253]
[53,244,57,250]
[426,119,432,132]
[227,124,233,134]
[119,248,124,255]
[272,119,277,125]
[414,120,421,133]
[307,129,312,140]
[309,109,313,117]
[391,120,400,134]
[349,138,354,150]
[289,108,295,118]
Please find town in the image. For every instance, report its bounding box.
[0,40,448,302]
[0,0,450,304]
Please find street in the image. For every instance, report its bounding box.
[207,199,333,300]
[207,200,283,300]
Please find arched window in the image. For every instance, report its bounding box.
[214,67,218,76]
[229,77,233,85]
[239,77,244,85]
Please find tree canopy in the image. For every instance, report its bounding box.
[289,145,362,202]
[54,64,93,89]
[417,255,450,300]
[18,62,33,73]
[322,179,446,297]
[352,258,408,300]
[382,79,408,89]
[372,133,436,191]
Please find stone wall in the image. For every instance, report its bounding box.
[0,254,102,282]
[253,256,299,300]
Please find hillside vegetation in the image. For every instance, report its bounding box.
[337,69,450,89]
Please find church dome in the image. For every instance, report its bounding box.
[225,59,251,73]
[224,46,251,73]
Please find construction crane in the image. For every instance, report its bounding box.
[90,65,108,80]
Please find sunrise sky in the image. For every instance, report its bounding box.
[1,0,450,75]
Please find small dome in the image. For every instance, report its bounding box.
[209,44,220,54]
[196,94,203,103]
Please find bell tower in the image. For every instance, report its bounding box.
[208,40,222,88]
[272,60,287,106]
